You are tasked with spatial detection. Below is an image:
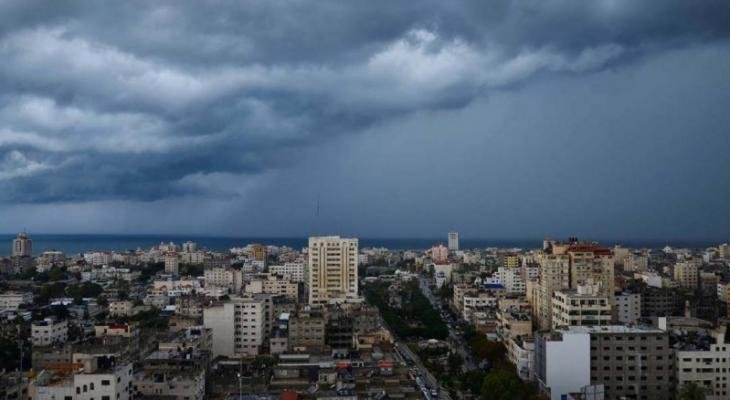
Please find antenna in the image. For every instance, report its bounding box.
[316,194,320,217]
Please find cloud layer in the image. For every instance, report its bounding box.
[1,1,730,239]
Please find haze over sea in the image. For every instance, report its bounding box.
[0,234,721,257]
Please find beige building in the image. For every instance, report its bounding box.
[536,253,570,330]
[245,274,299,299]
[0,291,33,311]
[203,296,265,357]
[674,260,699,289]
[164,252,179,275]
[308,236,359,305]
[677,331,730,400]
[551,285,611,329]
[204,267,243,293]
[288,309,326,351]
[109,300,134,317]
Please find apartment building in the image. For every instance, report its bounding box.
[269,262,306,283]
[674,260,699,289]
[109,300,134,317]
[288,309,326,351]
[536,253,570,330]
[204,267,243,293]
[308,236,359,305]
[551,285,611,329]
[0,291,33,311]
[582,325,673,400]
[614,292,641,324]
[676,331,730,400]
[203,296,265,357]
[31,317,68,346]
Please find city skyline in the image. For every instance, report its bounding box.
[1,2,730,239]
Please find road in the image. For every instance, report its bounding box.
[376,300,452,400]
[417,276,477,371]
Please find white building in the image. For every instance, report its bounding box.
[181,241,197,253]
[448,232,459,251]
[493,267,526,294]
[133,369,205,400]
[30,361,133,400]
[0,292,33,311]
[535,330,591,400]
[31,317,68,346]
[463,292,498,321]
[508,335,535,381]
[308,236,359,305]
[614,292,641,324]
[84,251,112,266]
[676,331,730,400]
[551,285,611,329]
[203,296,265,357]
[269,262,306,283]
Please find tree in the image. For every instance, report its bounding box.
[678,383,706,400]
[447,352,464,375]
[480,369,526,400]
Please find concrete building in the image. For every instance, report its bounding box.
[614,292,641,324]
[203,296,265,357]
[431,244,449,264]
[31,317,68,347]
[448,232,459,251]
[576,325,674,400]
[12,232,32,257]
[289,309,326,351]
[109,301,134,317]
[508,335,535,381]
[0,292,33,311]
[308,236,359,305]
[164,252,179,275]
[204,267,243,293]
[536,253,570,330]
[30,360,134,400]
[494,266,526,294]
[535,330,592,400]
[552,285,611,329]
[269,262,306,283]
[676,331,730,400]
[674,260,699,289]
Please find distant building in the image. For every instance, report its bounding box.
[12,232,32,257]
[164,252,179,275]
[674,259,699,289]
[269,262,306,283]
[448,232,459,251]
[431,244,449,263]
[308,236,359,305]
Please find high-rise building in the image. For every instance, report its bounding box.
[181,241,197,253]
[164,252,179,275]
[431,244,449,263]
[674,259,699,289]
[203,296,265,357]
[535,240,615,329]
[448,232,459,251]
[12,231,32,257]
[308,236,358,305]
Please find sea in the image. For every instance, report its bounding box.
[0,234,722,257]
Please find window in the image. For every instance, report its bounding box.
[101,380,111,386]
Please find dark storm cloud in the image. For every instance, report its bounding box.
[1,0,730,203]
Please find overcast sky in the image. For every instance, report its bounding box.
[1,1,730,240]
